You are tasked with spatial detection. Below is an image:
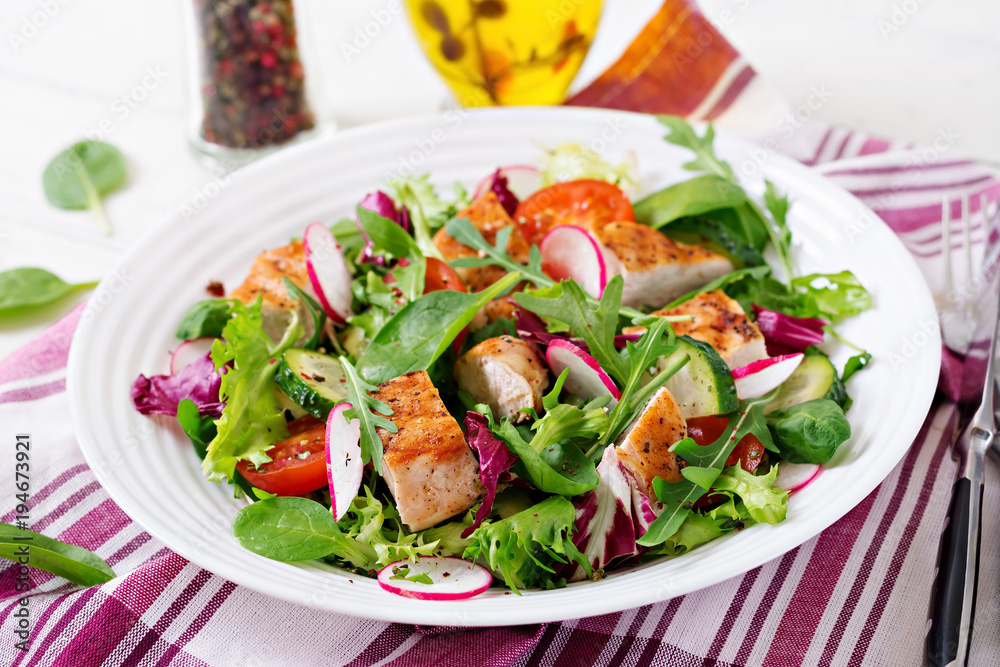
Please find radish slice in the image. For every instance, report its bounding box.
[304,222,353,325]
[732,353,804,399]
[539,225,609,298]
[377,556,493,600]
[473,165,541,200]
[169,337,216,374]
[546,339,621,407]
[325,402,362,521]
[775,462,821,493]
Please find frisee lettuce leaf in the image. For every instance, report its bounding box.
[463,495,591,593]
[539,142,637,191]
[202,298,300,484]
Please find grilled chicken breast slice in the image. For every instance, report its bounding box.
[433,192,531,292]
[454,336,549,424]
[659,290,767,369]
[371,370,480,531]
[230,239,316,343]
[593,222,733,309]
[615,387,688,495]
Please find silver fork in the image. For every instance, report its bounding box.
[926,193,1000,667]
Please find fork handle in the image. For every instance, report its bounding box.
[925,457,984,667]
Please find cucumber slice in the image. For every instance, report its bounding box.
[766,352,846,414]
[275,348,348,419]
[663,336,739,418]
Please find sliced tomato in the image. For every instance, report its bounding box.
[237,415,328,496]
[513,179,635,245]
[424,257,467,294]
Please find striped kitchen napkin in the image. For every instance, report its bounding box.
[2,1,1000,665]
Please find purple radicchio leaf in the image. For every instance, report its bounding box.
[461,411,519,538]
[488,169,519,217]
[614,332,643,348]
[752,305,827,355]
[356,191,410,265]
[566,445,645,582]
[130,353,223,418]
[515,307,588,350]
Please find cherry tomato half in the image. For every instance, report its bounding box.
[237,415,328,496]
[513,179,635,245]
[424,257,467,294]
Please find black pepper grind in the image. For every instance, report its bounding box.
[190,0,316,151]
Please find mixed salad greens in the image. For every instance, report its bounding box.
[130,116,872,597]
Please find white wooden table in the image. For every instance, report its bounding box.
[1,0,997,359]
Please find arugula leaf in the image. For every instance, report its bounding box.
[665,266,771,309]
[638,393,776,547]
[357,271,520,384]
[515,276,628,384]
[463,496,591,593]
[792,271,872,320]
[42,140,127,236]
[175,299,233,340]
[633,174,747,229]
[0,522,115,587]
[446,218,550,287]
[203,298,299,484]
[339,357,396,475]
[767,399,851,464]
[356,206,426,301]
[0,268,98,318]
[655,116,795,281]
[282,277,327,350]
[764,180,792,258]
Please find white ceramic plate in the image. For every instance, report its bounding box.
[68,108,939,626]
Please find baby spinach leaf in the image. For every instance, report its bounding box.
[357,271,520,384]
[767,399,851,464]
[0,522,114,587]
[842,351,872,383]
[177,398,216,460]
[0,268,98,318]
[633,174,747,229]
[339,357,396,475]
[42,140,127,236]
[175,299,233,340]
[231,497,354,562]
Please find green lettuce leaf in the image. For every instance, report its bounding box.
[202,298,299,483]
[713,464,789,524]
[463,496,591,593]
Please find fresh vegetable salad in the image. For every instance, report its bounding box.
[131,116,872,598]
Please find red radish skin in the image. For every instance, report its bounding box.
[732,353,804,399]
[775,463,821,493]
[545,339,621,407]
[473,165,541,200]
[325,403,362,521]
[169,338,216,374]
[539,225,609,298]
[304,222,353,325]
[377,556,493,601]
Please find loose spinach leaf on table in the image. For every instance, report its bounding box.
[175,299,233,340]
[633,173,747,229]
[357,271,521,385]
[42,140,127,236]
[0,268,97,318]
[0,522,114,587]
[767,399,852,464]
